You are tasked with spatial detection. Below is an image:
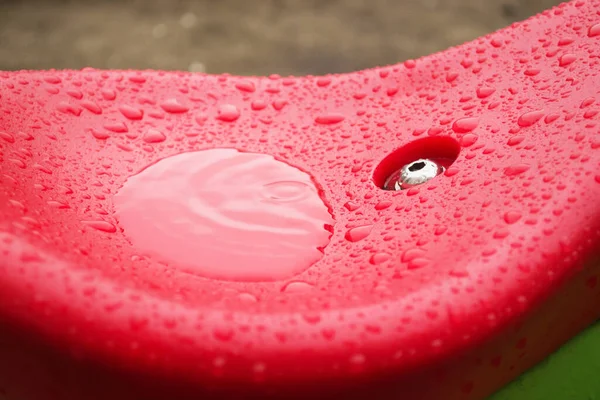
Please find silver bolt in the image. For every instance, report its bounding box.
[383,159,444,191]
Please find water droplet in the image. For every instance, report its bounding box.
[369,252,391,265]
[9,199,26,210]
[20,250,43,263]
[104,122,128,133]
[216,104,240,122]
[129,75,147,84]
[493,229,509,239]
[82,220,117,233]
[401,248,426,262]
[558,54,576,67]
[281,281,315,292]
[345,224,373,242]
[316,77,331,87]
[517,110,544,127]
[507,136,525,146]
[407,257,431,270]
[349,353,366,371]
[404,59,416,68]
[452,117,479,133]
[272,99,288,111]
[143,129,166,143]
[504,164,530,176]
[101,89,116,101]
[56,102,82,116]
[524,68,540,76]
[114,149,333,281]
[66,89,83,100]
[251,99,267,111]
[321,328,336,340]
[558,38,574,46]
[119,105,144,120]
[0,131,15,143]
[235,80,255,92]
[47,200,70,209]
[210,356,227,375]
[160,99,189,114]
[476,87,495,98]
[446,72,458,82]
[459,133,478,147]
[504,211,522,224]
[344,201,360,211]
[213,327,234,342]
[33,163,52,174]
[374,200,392,210]
[581,99,596,110]
[274,331,288,343]
[16,131,33,141]
[315,113,345,125]
[588,23,600,37]
[81,100,102,115]
[435,225,448,235]
[43,76,61,84]
[252,362,266,380]
[302,312,321,324]
[544,113,559,124]
[90,128,110,140]
[449,269,469,278]
[104,300,123,313]
[237,292,258,303]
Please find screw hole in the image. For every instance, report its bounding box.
[408,161,426,172]
[373,136,461,190]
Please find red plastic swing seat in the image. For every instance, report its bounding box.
[0,1,599,399]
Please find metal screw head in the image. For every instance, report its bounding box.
[383,159,444,190]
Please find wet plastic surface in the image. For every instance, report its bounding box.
[1,1,600,399]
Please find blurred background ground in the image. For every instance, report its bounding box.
[0,0,563,76]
